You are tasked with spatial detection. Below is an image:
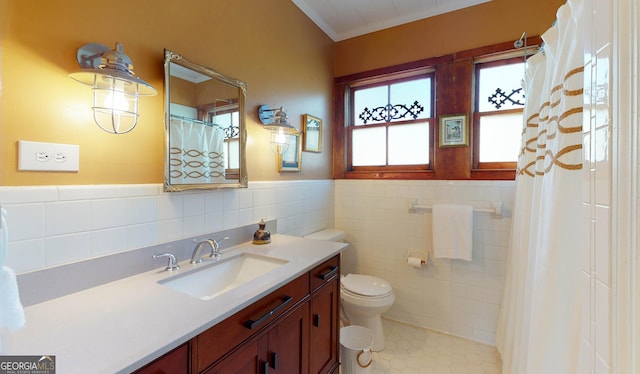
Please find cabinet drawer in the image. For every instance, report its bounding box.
[310,256,340,292]
[194,273,309,372]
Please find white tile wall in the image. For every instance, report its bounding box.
[583,0,613,372]
[6,179,514,344]
[0,180,334,274]
[335,179,515,345]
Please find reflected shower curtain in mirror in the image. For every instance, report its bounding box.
[496,1,589,373]
[170,117,226,184]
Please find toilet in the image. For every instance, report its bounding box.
[304,229,395,352]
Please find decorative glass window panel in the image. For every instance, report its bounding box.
[354,77,431,126]
[478,62,525,112]
[350,74,433,169]
[354,86,388,126]
[388,123,429,165]
[474,58,525,167]
[478,112,522,162]
[352,127,386,166]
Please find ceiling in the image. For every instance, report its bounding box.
[292,0,491,42]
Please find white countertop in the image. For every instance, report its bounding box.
[2,234,347,373]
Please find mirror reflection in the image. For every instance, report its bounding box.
[164,50,247,191]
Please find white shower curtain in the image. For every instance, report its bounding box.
[496,1,588,373]
[170,117,226,184]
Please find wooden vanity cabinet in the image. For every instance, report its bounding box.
[135,255,340,374]
[194,272,309,373]
[309,256,340,374]
[200,332,262,374]
[202,302,310,374]
[264,301,310,373]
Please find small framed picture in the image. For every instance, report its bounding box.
[278,133,302,172]
[302,114,322,153]
[439,114,469,147]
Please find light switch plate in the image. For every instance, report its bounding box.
[18,140,80,172]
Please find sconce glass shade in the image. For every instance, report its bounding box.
[258,105,298,154]
[69,42,157,134]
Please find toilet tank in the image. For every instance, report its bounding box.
[303,229,346,242]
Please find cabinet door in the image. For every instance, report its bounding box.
[194,274,309,372]
[203,337,267,374]
[309,275,339,374]
[267,303,310,374]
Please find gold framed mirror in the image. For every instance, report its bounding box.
[163,50,248,191]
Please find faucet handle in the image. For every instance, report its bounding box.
[153,253,180,271]
[212,236,230,251]
[203,236,230,260]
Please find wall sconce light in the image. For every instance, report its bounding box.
[69,42,157,134]
[258,105,299,154]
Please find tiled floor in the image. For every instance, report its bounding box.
[343,319,502,374]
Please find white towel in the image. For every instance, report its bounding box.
[0,208,25,352]
[432,204,473,261]
[0,266,25,332]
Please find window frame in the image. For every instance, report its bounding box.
[472,56,526,171]
[333,37,541,181]
[347,72,435,174]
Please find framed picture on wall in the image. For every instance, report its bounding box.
[278,133,302,172]
[302,114,322,153]
[439,114,469,147]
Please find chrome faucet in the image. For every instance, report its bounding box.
[190,236,230,264]
[153,253,180,271]
[190,239,216,264]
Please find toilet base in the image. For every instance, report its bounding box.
[345,314,385,351]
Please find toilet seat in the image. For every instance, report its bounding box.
[341,274,393,298]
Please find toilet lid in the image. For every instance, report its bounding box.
[341,274,392,297]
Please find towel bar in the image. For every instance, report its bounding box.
[408,201,502,216]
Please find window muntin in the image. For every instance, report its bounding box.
[350,74,433,169]
[475,58,525,166]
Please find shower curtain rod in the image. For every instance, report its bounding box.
[514,31,546,57]
[514,31,527,48]
[170,114,221,128]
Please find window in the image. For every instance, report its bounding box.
[348,73,434,174]
[334,38,540,180]
[473,57,526,169]
[206,103,240,179]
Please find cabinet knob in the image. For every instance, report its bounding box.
[313,313,321,327]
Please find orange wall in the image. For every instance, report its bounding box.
[0,0,334,185]
[335,0,564,77]
[170,77,198,108]
[1,0,563,186]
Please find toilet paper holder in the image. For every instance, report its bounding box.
[406,250,428,267]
